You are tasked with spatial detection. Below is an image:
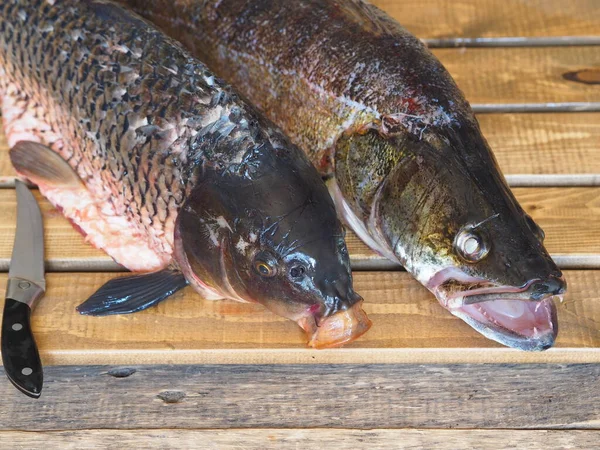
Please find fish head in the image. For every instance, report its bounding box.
[334,124,565,351]
[175,142,371,348]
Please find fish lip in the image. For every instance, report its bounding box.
[447,279,541,308]
[297,300,372,349]
[435,274,567,309]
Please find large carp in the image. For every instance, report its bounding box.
[120,0,566,350]
[0,0,371,348]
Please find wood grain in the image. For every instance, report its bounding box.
[478,113,600,178]
[2,113,599,187]
[5,187,598,271]
[432,46,600,107]
[1,364,600,430]
[371,0,600,40]
[0,270,597,365]
[2,429,600,449]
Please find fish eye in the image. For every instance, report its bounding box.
[289,264,306,279]
[253,257,277,277]
[454,227,489,263]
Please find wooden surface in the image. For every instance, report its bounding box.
[434,46,600,109]
[1,364,600,430]
[479,113,600,186]
[371,0,600,45]
[0,270,598,365]
[3,429,600,450]
[1,0,600,446]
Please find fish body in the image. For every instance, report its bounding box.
[0,0,371,347]
[121,0,566,350]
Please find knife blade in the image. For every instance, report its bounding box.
[2,179,45,398]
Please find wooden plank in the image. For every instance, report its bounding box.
[478,113,600,179]
[1,429,599,449]
[2,113,599,187]
[1,364,600,429]
[432,47,600,108]
[371,0,600,41]
[1,187,599,271]
[0,270,598,365]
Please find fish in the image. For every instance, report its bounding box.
[0,0,372,348]
[119,0,567,350]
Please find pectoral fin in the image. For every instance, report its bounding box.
[77,269,189,315]
[9,141,83,189]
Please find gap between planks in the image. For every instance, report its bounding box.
[1,428,599,449]
[424,36,600,48]
[473,104,600,113]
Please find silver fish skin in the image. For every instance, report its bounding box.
[0,0,371,348]
[119,0,567,350]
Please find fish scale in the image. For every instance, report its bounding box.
[0,0,274,269]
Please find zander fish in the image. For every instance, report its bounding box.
[120,0,566,350]
[0,0,372,348]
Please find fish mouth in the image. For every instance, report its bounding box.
[430,269,566,351]
[297,300,372,349]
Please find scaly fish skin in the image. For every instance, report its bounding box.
[0,0,371,348]
[120,0,567,350]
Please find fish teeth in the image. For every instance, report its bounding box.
[474,304,501,327]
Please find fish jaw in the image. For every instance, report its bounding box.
[429,270,565,351]
[297,301,372,349]
[452,298,558,351]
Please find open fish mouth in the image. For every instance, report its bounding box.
[430,270,566,351]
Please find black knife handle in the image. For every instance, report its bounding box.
[1,298,43,398]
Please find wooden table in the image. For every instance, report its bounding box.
[1,0,599,448]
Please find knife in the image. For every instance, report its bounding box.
[2,179,45,398]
